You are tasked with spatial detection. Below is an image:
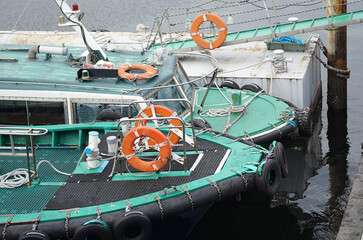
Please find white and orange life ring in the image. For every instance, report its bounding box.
[135,105,182,145]
[117,63,158,81]
[190,13,227,49]
[122,126,171,172]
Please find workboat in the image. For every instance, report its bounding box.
[0,0,309,147]
[0,100,288,240]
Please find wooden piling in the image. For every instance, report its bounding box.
[326,0,348,112]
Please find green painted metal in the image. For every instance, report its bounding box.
[186,87,292,138]
[150,10,363,51]
[0,122,118,147]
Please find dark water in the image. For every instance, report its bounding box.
[1,1,362,239]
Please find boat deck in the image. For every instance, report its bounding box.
[0,131,247,214]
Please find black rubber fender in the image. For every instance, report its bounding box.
[113,211,152,240]
[219,80,239,89]
[73,220,113,240]
[255,159,282,198]
[190,117,212,129]
[203,83,218,88]
[296,107,313,137]
[18,230,51,240]
[240,83,263,93]
[271,142,288,178]
[96,108,123,122]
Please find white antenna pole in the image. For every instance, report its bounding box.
[54,0,107,61]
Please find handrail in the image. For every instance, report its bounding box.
[128,98,198,153]
[0,127,47,187]
[0,127,48,136]
[117,116,189,172]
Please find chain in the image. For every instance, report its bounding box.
[268,122,283,137]
[1,215,13,240]
[64,211,71,239]
[153,194,164,220]
[180,186,194,210]
[206,178,222,201]
[243,130,254,143]
[310,50,350,78]
[125,200,132,212]
[231,169,248,189]
[96,207,101,221]
[32,214,42,231]
[316,39,328,57]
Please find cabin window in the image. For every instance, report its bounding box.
[74,103,138,123]
[0,100,65,125]
[27,101,65,125]
[0,100,27,125]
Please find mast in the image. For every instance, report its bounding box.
[54,0,108,63]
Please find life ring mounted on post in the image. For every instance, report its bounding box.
[135,105,182,145]
[190,13,227,49]
[122,126,171,172]
[117,63,158,81]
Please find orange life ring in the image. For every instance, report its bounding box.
[117,63,158,81]
[190,13,227,49]
[135,105,182,145]
[122,126,171,172]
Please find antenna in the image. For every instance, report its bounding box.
[54,0,108,63]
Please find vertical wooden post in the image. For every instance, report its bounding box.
[326,0,347,112]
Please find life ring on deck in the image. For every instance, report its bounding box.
[135,105,182,145]
[190,13,227,49]
[255,159,282,198]
[122,126,171,172]
[18,230,51,240]
[73,220,113,240]
[117,63,158,81]
[113,211,152,240]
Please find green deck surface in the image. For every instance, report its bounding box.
[0,46,177,97]
[187,87,292,138]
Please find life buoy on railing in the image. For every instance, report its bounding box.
[122,126,171,172]
[135,105,182,145]
[117,63,158,81]
[190,13,227,49]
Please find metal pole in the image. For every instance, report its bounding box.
[30,135,38,180]
[327,0,347,112]
[25,136,32,187]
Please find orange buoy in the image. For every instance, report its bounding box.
[190,13,227,49]
[135,105,182,145]
[122,126,171,172]
[117,63,158,81]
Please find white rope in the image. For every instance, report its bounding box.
[0,168,32,189]
[36,160,72,176]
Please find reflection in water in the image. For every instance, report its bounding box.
[326,109,349,234]
[188,102,352,240]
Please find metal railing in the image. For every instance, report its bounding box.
[0,127,48,186]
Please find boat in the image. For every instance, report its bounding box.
[0,1,306,146]
[0,100,288,240]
